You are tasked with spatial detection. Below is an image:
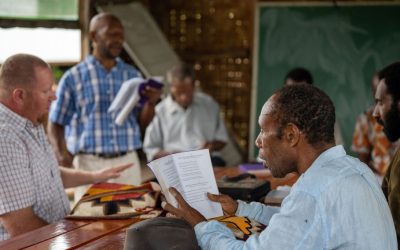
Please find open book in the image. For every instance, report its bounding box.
[147,149,223,219]
[108,77,163,125]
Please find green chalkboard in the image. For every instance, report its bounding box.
[250,3,400,158]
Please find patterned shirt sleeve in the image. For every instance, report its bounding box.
[351,112,372,154]
[49,72,76,125]
[0,135,34,215]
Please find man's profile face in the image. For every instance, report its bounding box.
[255,97,296,178]
[373,80,400,142]
[170,77,195,109]
[22,67,56,125]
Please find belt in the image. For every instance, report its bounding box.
[80,152,128,159]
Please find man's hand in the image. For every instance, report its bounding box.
[202,141,214,151]
[142,86,162,105]
[154,150,173,159]
[201,140,226,152]
[92,163,133,183]
[57,151,73,168]
[139,86,163,131]
[207,193,238,215]
[162,187,206,227]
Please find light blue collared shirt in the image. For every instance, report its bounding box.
[195,145,397,249]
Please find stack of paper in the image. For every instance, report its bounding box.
[108,77,163,125]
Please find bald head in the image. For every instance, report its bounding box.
[89,13,122,34]
[89,13,124,63]
[0,54,49,99]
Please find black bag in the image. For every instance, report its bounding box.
[217,173,270,201]
[124,217,200,250]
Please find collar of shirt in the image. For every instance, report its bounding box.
[303,145,346,177]
[87,55,124,73]
[0,103,45,147]
[0,102,35,132]
[165,93,201,115]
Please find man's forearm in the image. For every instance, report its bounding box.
[139,102,156,132]
[60,164,131,188]
[60,167,94,188]
[0,207,48,238]
[47,122,73,167]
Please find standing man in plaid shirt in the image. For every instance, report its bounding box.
[48,13,161,201]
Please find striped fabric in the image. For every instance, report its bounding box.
[49,55,142,154]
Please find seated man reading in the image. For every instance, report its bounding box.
[163,84,397,249]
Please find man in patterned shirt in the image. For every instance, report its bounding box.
[352,73,399,178]
[48,13,161,200]
[0,53,131,241]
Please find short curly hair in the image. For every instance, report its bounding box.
[284,67,313,85]
[378,61,400,104]
[271,84,335,146]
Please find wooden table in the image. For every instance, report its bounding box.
[0,218,140,250]
[0,167,298,249]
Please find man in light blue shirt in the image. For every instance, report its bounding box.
[163,84,397,249]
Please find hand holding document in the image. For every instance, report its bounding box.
[148,149,223,219]
[108,77,163,125]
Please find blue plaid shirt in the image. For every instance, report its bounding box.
[49,56,142,154]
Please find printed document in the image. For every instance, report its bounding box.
[148,149,223,219]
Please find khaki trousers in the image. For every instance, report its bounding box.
[73,151,141,202]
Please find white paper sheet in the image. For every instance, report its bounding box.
[148,149,223,219]
[108,77,143,125]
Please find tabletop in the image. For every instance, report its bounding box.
[0,167,298,250]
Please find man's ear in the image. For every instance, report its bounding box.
[89,31,97,45]
[11,88,26,106]
[284,123,301,147]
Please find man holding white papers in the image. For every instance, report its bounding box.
[144,63,228,166]
[163,84,397,249]
[47,13,161,200]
